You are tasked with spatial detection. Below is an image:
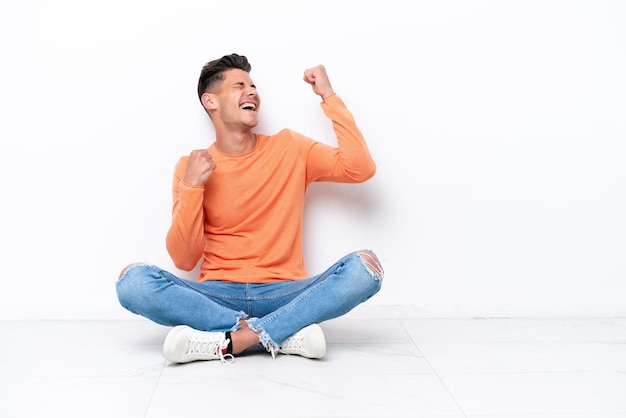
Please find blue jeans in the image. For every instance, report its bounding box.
[116,250,383,351]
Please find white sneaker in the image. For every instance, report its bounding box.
[277,324,326,359]
[163,325,234,364]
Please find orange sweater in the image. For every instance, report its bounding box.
[166,94,376,283]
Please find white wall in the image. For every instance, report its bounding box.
[1,0,625,319]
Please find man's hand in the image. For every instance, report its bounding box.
[183,149,216,186]
[303,65,335,100]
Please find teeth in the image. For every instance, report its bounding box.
[241,103,256,110]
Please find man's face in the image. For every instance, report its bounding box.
[213,68,260,129]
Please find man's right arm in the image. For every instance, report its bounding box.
[165,154,213,271]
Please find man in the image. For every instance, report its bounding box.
[116,53,383,364]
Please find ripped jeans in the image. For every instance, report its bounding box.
[116,250,383,352]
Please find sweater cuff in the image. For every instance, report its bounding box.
[179,180,206,198]
[321,92,338,104]
[180,179,205,189]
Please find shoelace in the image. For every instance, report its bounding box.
[188,337,235,364]
[216,339,235,364]
[267,331,304,360]
[279,332,304,351]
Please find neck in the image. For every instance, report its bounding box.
[214,130,257,156]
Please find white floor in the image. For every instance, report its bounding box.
[2,317,626,418]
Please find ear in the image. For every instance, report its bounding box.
[201,93,217,111]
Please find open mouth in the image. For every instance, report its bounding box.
[240,102,257,111]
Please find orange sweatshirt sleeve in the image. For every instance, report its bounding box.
[306,93,376,183]
[165,156,206,271]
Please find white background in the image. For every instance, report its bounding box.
[1,0,624,319]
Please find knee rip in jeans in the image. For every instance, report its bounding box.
[357,250,384,281]
[118,262,143,280]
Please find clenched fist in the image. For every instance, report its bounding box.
[183,149,216,186]
[303,65,335,100]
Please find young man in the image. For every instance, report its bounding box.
[116,53,383,364]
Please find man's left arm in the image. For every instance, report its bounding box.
[306,94,376,183]
[303,65,376,183]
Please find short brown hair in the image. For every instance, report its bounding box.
[197,53,252,103]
